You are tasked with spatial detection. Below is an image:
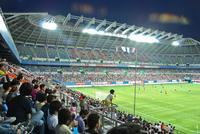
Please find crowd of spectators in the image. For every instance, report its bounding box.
[0,60,176,134]
[23,66,200,83]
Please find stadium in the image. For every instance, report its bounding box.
[0,3,200,134]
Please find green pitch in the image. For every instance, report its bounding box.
[72,83,200,134]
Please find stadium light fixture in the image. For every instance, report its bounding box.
[82,28,97,34]
[172,41,180,46]
[82,28,128,38]
[128,34,159,43]
[82,28,159,44]
[97,31,105,35]
[42,21,57,30]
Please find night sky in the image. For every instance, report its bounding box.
[1,0,200,40]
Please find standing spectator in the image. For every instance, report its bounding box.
[80,95,87,110]
[104,89,115,107]
[55,108,73,134]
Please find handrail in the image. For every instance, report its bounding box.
[59,90,124,130]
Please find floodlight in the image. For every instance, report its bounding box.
[172,41,180,46]
[128,34,159,43]
[82,29,97,34]
[82,29,159,44]
[98,31,105,35]
[42,21,57,30]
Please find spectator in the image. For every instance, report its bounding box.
[75,109,88,133]
[39,84,46,93]
[104,89,115,107]
[0,64,7,84]
[31,84,39,101]
[6,79,20,104]
[16,73,24,83]
[32,79,39,86]
[36,93,47,111]
[107,123,146,134]
[70,102,77,115]
[85,112,101,134]
[0,105,16,134]
[7,82,33,124]
[41,95,57,133]
[2,82,11,102]
[80,95,87,110]
[41,95,57,121]
[55,108,73,134]
[47,100,62,133]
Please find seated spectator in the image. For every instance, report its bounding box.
[85,112,101,134]
[39,84,46,94]
[7,82,33,124]
[70,102,77,115]
[6,79,20,104]
[41,95,57,133]
[75,109,88,133]
[107,122,147,134]
[32,79,39,86]
[41,95,57,121]
[0,64,6,76]
[2,82,11,102]
[16,73,24,83]
[0,111,16,134]
[55,108,73,134]
[0,64,9,84]
[31,84,39,101]
[47,100,62,133]
[53,84,61,96]
[36,93,47,111]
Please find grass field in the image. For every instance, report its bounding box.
[72,83,200,134]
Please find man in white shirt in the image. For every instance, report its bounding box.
[47,100,62,133]
[104,89,115,106]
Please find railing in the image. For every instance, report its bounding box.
[59,91,123,130]
[89,105,124,130]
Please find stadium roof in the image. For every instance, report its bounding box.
[3,12,200,51]
[0,34,18,63]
